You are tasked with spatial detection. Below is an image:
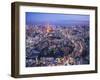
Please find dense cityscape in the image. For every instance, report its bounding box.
[26,23,89,67]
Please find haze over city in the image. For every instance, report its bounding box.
[26,12,89,26]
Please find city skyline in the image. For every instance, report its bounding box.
[25,12,90,67]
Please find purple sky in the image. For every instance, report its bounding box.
[26,12,90,26]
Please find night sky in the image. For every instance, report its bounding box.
[26,12,90,26]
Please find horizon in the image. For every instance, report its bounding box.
[26,12,90,26]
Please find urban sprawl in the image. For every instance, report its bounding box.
[26,23,89,67]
